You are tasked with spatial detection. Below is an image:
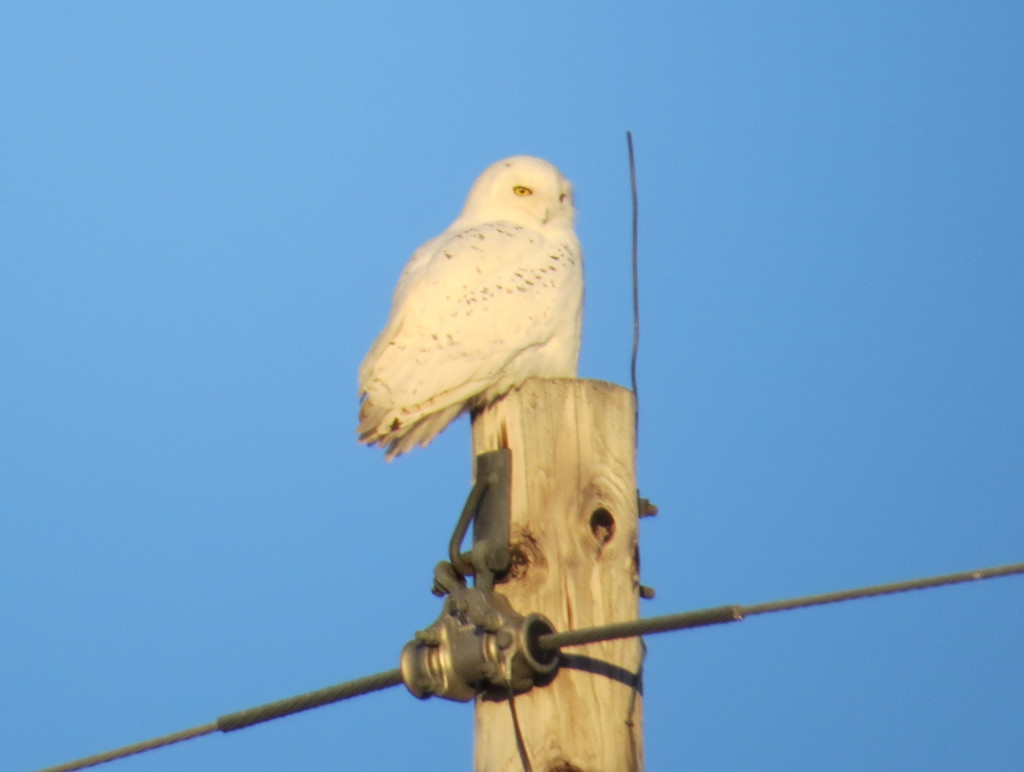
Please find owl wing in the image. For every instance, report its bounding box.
[358,221,579,457]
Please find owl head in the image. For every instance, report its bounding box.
[460,155,575,228]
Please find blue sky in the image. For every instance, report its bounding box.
[3,3,1022,770]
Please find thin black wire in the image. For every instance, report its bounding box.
[36,669,403,772]
[627,131,640,442]
[538,561,1024,650]
[506,681,534,772]
[625,639,646,764]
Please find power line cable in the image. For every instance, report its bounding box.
[216,667,403,732]
[539,561,1024,650]
[37,724,219,772]
[36,669,402,772]
[35,562,1023,772]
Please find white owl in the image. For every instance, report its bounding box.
[358,155,584,459]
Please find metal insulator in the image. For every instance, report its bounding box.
[400,585,559,702]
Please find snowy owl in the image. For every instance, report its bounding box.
[358,155,584,459]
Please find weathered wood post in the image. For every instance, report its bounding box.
[471,378,643,772]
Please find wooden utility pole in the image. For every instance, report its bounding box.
[471,378,643,772]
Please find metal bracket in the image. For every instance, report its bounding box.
[446,448,511,592]
[402,449,560,702]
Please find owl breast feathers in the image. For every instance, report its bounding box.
[358,155,584,459]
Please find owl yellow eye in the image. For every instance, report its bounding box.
[513,186,533,196]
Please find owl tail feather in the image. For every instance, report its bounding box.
[358,399,466,460]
